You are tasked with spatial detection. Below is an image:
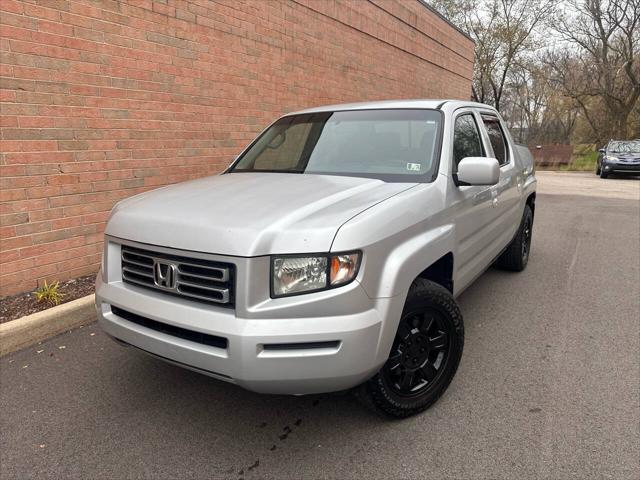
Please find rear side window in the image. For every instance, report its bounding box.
[481,115,509,166]
[453,114,484,167]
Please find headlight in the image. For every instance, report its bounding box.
[271,252,361,297]
[606,155,619,162]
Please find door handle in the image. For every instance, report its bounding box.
[491,188,498,207]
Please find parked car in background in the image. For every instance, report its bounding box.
[96,100,536,418]
[596,139,640,178]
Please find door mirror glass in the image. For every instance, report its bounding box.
[457,157,500,186]
[598,148,606,153]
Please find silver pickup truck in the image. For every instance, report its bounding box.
[96,100,536,417]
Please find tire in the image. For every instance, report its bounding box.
[496,204,533,272]
[596,165,601,175]
[600,169,609,179]
[358,279,464,418]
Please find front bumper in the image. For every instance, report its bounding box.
[602,161,640,174]
[96,275,396,395]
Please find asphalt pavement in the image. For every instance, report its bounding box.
[1,172,639,479]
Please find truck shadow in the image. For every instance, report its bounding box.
[81,344,408,476]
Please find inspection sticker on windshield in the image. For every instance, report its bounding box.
[406,163,421,172]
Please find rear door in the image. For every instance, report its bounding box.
[478,111,522,254]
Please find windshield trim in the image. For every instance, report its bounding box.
[225,108,445,183]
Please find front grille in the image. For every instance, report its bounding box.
[121,245,235,307]
[111,306,228,349]
[614,163,640,171]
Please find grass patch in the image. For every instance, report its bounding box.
[565,150,598,171]
[550,144,598,171]
[34,280,64,306]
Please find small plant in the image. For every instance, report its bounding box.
[34,280,64,306]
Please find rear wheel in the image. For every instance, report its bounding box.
[496,205,533,272]
[358,279,464,418]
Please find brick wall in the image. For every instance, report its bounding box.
[0,0,474,296]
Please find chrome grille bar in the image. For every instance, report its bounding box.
[121,245,235,307]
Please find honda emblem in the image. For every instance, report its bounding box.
[153,261,177,289]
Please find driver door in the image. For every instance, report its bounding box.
[449,109,501,293]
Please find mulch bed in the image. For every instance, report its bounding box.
[0,275,96,324]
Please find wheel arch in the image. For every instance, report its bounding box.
[416,252,454,293]
[526,192,536,218]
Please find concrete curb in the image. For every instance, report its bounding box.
[0,294,96,356]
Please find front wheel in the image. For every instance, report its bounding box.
[358,279,464,418]
[600,169,609,179]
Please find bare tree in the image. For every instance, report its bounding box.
[500,59,581,144]
[501,60,549,142]
[553,0,640,140]
[430,0,556,111]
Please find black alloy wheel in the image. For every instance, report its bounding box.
[383,309,452,397]
[358,279,464,418]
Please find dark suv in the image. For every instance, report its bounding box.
[596,139,640,178]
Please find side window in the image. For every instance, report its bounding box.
[481,115,509,166]
[453,114,484,168]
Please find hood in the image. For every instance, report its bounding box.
[106,172,416,256]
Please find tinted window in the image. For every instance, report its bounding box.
[453,114,484,167]
[481,115,508,165]
[230,109,443,182]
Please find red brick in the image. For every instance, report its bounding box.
[37,19,74,36]
[29,207,63,222]
[0,247,21,264]
[0,0,473,296]
[0,176,45,189]
[3,151,74,164]
[0,189,27,202]
[0,165,26,176]
[0,212,29,227]
[14,220,52,236]
[1,0,24,15]
[0,12,37,30]
[0,140,58,152]
[18,116,56,128]
[0,198,48,215]
[19,236,84,260]
[0,114,18,127]
[0,235,32,251]
[23,3,62,22]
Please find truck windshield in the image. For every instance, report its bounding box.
[229,109,443,182]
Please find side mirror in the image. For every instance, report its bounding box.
[456,157,500,186]
[598,148,606,153]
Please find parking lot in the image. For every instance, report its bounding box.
[1,172,638,479]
